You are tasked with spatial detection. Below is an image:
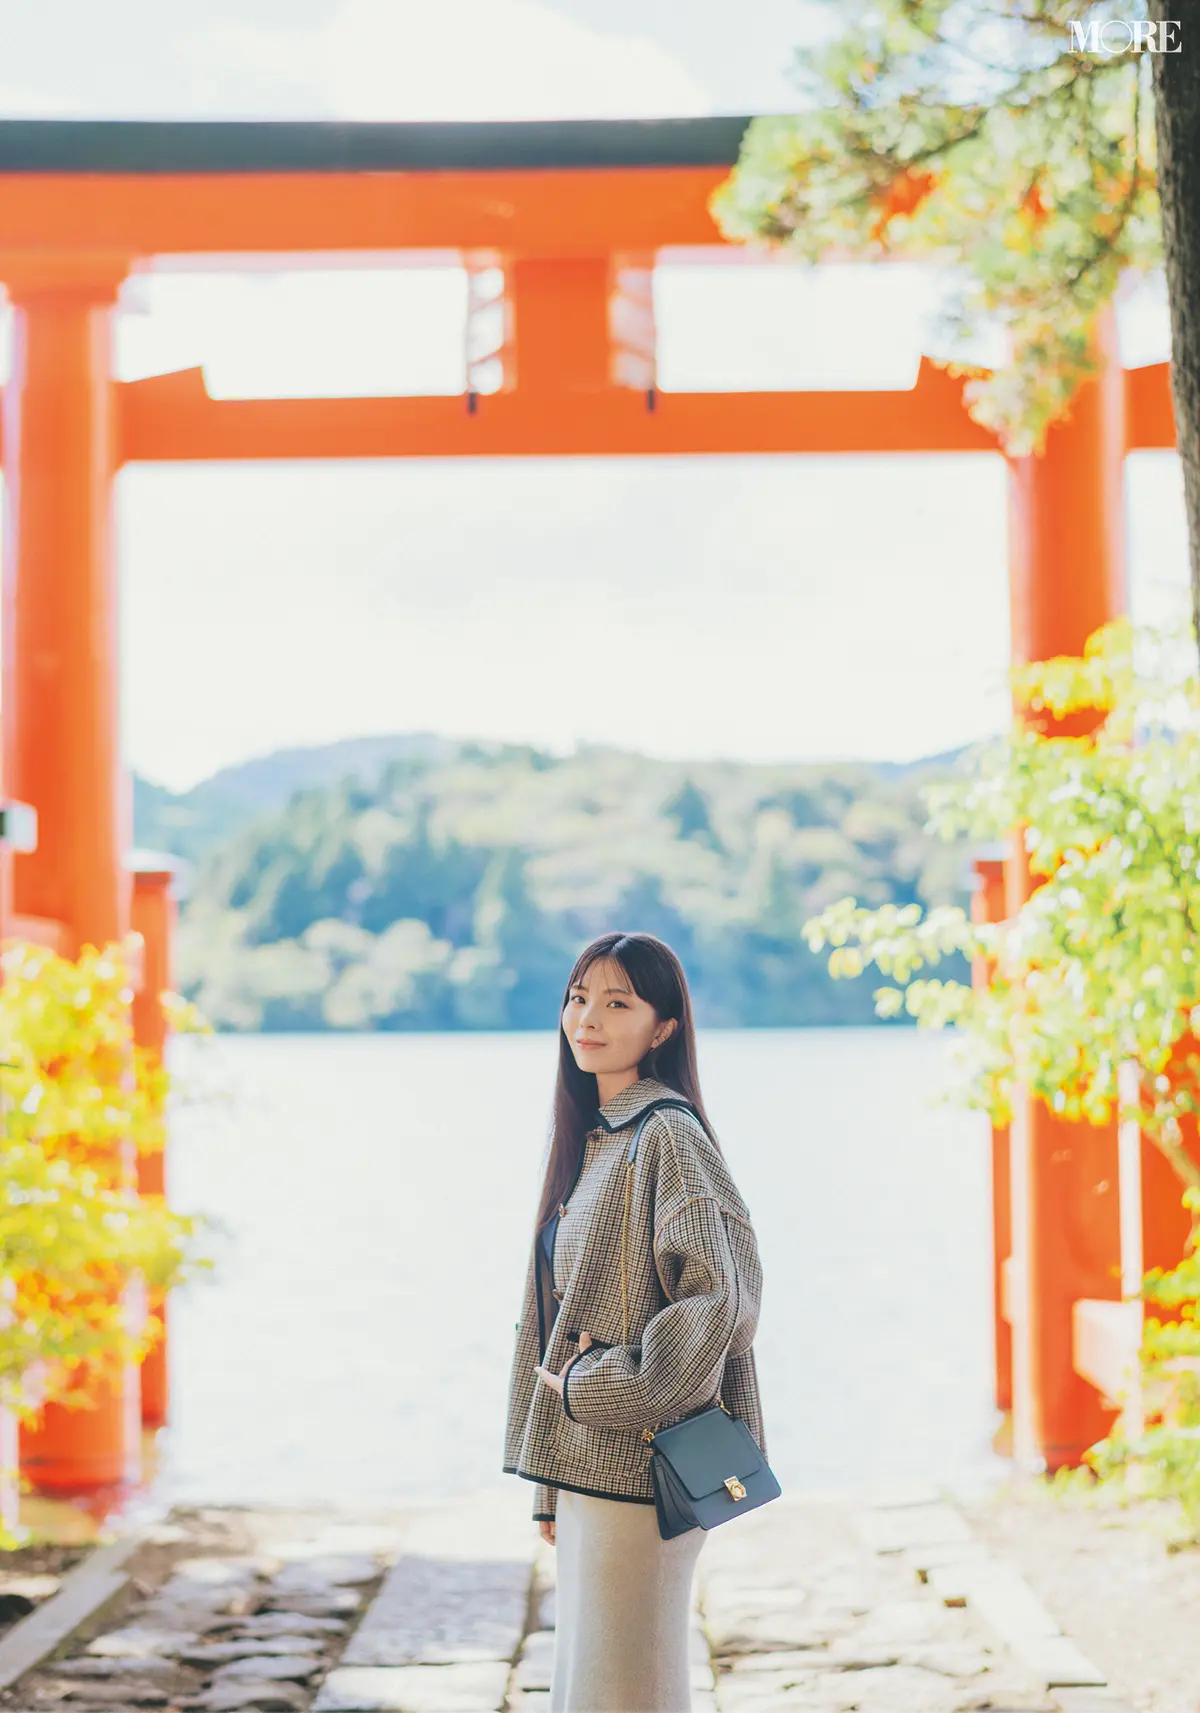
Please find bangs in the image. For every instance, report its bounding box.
[566,939,635,997]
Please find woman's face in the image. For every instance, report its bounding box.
[562,956,676,1080]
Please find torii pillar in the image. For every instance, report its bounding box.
[2,251,141,1490]
[131,859,180,1431]
[1003,304,1126,1470]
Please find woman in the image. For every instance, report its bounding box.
[502,930,767,1713]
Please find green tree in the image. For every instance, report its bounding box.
[803,616,1200,1194]
[713,0,1200,650]
[664,779,722,850]
[474,848,572,1029]
[360,802,489,945]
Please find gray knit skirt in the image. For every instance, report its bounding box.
[550,1488,707,1713]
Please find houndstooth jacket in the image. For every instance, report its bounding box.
[502,1074,767,1521]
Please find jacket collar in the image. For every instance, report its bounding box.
[593,1075,685,1133]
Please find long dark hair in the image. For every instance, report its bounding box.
[532,931,720,1242]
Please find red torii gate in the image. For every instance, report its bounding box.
[0,116,1185,1492]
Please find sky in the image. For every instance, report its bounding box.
[0,1,1189,792]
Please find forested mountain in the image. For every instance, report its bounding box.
[133,734,458,865]
[135,737,975,1032]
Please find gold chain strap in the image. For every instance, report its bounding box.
[621,1158,634,1345]
[619,1142,727,1447]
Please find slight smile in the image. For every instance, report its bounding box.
[575,1039,606,1050]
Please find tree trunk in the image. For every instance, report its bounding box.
[1148,0,1200,663]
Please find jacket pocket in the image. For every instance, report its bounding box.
[554,1403,646,1473]
[554,1408,603,1469]
[553,1343,611,1466]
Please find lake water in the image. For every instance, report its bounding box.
[152,1028,1007,1511]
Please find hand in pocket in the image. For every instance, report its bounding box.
[534,1329,593,1395]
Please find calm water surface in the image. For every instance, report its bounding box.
[154,1028,1005,1509]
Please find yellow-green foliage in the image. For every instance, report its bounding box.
[0,938,211,1415]
[1086,1189,1200,1534]
[805,616,1200,1193]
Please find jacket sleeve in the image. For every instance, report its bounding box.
[561,1190,744,1431]
[532,1482,557,1522]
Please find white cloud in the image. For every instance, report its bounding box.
[322,0,711,121]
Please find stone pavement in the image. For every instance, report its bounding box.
[0,1489,1139,1713]
[0,1505,404,1713]
[694,1492,1118,1713]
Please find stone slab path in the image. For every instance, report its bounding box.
[695,1492,1130,1713]
[0,1504,406,1713]
[0,1489,1144,1713]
